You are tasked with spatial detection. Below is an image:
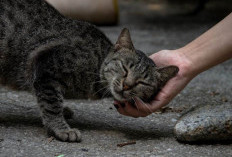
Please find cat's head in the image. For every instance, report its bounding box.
[101,28,179,103]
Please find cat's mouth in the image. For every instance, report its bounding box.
[111,87,133,102]
[112,87,154,104]
[113,91,130,102]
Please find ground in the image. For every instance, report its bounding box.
[0,0,232,157]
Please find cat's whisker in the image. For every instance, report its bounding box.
[92,85,110,96]
[86,71,104,77]
[91,80,108,86]
[136,97,153,114]
[132,97,140,112]
[101,88,111,99]
[100,88,111,106]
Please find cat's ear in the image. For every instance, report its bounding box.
[115,28,135,51]
[157,65,179,86]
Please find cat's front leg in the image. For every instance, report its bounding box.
[33,79,81,142]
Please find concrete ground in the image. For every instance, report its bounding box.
[0,0,232,157]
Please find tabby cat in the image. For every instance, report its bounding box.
[0,0,178,142]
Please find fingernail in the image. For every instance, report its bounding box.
[113,104,119,109]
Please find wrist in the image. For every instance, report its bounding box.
[150,49,198,81]
[172,48,198,79]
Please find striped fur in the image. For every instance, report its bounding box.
[0,0,178,142]
[0,0,112,142]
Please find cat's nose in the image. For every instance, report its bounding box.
[123,82,131,91]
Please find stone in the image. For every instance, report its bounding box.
[174,104,232,142]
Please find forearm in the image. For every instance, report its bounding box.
[178,13,232,76]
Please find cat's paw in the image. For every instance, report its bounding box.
[54,129,82,142]
[63,106,74,119]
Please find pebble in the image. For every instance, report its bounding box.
[174,104,232,142]
[171,118,177,122]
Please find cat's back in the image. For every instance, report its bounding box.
[0,0,65,87]
[0,0,64,46]
[0,0,111,56]
[0,0,112,91]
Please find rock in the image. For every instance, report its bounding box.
[174,104,232,142]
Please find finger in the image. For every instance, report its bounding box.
[114,101,150,117]
[123,102,149,117]
[133,98,154,115]
[113,104,119,110]
[115,103,131,116]
[149,89,173,111]
[117,108,130,116]
[149,75,184,111]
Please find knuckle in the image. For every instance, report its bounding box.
[132,115,139,118]
[141,112,150,117]
[159,91,171,100]
[159,49,170,53]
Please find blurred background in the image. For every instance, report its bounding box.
[47,0,232,25]
[118,0,231,24]
[46,0,232,53]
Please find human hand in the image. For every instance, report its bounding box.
[115,13,232,117]
[115,49,195,117]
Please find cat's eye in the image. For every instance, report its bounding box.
[128,63,134,68]
[137,81,150,86]
[104,69,111,73]
[122,65,128,77]
[144,73,148,79]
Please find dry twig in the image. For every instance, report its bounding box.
[47,136,54,143]
[117,141,136,147]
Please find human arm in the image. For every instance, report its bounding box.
[116,13,232,117]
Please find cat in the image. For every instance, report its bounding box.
[0,0,179,142]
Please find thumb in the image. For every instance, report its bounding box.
[149,90,172,111]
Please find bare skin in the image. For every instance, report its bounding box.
[116,13,232,117]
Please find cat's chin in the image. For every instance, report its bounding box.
[110,88,134,102]
[112,92,132,103]
[113,95,129,103]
